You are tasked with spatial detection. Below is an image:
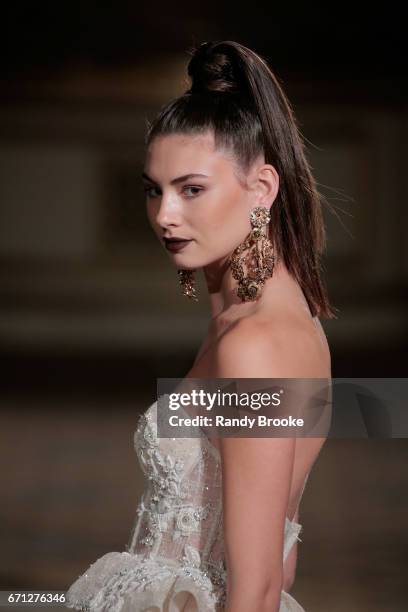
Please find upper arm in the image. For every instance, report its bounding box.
[220,431,295,596]
[215,321,309,593]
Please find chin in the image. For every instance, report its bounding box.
[171,261,197,271]
[167,251,202,268]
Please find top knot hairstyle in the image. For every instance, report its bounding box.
[146,40,337,320]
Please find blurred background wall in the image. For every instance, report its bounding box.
[0,3,406,611]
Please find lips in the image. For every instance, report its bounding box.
[164,238,192,253]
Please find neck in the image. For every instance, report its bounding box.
[203,254,292,323]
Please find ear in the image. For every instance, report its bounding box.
[256,164,279,209]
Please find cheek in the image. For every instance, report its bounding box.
[146,202,159,230]
[198,189,250,239]
[199,189,249,232]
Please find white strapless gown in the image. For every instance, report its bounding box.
[65,401,306,611]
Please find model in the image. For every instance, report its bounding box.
[65,39,335,612]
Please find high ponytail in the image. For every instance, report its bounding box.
[146,40,337,320]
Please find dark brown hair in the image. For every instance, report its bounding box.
[146,40,337,319]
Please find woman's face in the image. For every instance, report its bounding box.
[142,131,278,270]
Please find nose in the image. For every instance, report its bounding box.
[155,193,183,230]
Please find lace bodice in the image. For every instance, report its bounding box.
[65,400,305,611]
[127,401,227,606]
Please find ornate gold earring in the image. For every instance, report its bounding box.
[178,269,198,302]
[229,206,276,302]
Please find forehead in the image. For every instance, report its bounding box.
[144,132,235,178]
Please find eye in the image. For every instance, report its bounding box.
[143,185,204,199]
[143,185,160,198]
[183,186,204,197]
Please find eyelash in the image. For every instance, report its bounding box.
[143,186,204,199]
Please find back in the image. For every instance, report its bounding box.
[185,307,331,529]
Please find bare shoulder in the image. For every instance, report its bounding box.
[214,313,329,378]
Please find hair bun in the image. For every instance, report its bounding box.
[187,41,245,94]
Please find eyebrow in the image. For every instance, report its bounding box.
[141,172,210,185]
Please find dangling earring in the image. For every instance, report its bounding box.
[229,206,276,302]
[178,269,198,302]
